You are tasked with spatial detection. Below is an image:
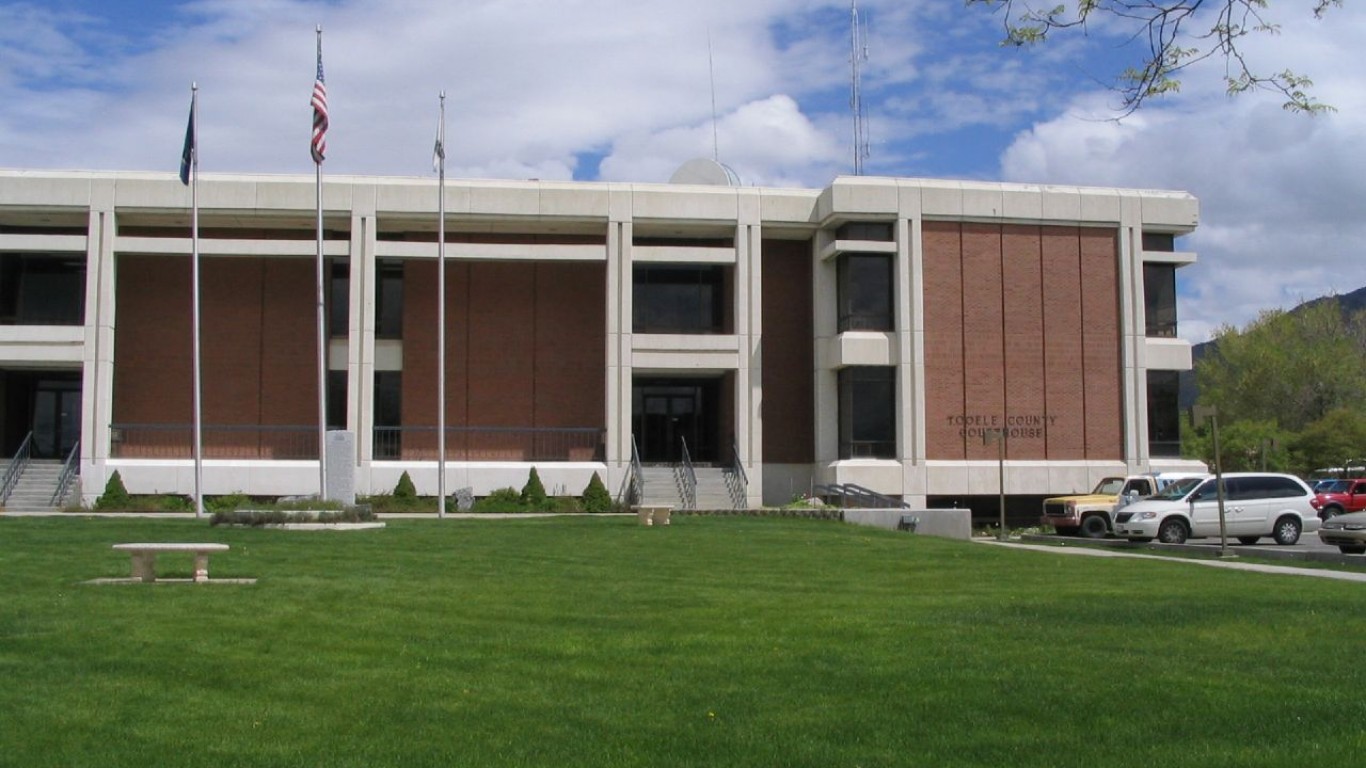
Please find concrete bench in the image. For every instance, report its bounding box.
[112,543,230,583]
[633,505,673,526]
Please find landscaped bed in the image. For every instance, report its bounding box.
[2,515,1362,767]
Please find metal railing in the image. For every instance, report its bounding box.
[725,437,748,509]
[675,437,697,511]
[620,434,644,506]
[50,440,80,506]
[1,431,33,504]
[372,426,603,462]
[813,482,908,509]
[111,424,319,460]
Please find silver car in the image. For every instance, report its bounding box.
[1317,511,1366,554]
[1112,473,1320,545]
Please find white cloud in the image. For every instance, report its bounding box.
[996,3,1366,342]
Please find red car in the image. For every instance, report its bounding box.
[1312,478,1366,519]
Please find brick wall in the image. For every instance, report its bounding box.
[760,239,815,463]
[923,223,1120,461]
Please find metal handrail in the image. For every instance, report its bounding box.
[725,437,748,509]
[813,482,908,509]
[676,437,697,511]
[1,431,34,504]
[50,440,81,506]
[620,434,645,506]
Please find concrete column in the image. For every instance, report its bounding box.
[1117,196,1148,472]
[351,211,376,473]
[811,229,839,472]
[80,181,117,504]
[736,214,764,507]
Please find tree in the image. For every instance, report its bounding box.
[520,467,548,509]
[1195,301,1366,432]
[580,472,613,513]
[968,1,1342,115]
[1289,408,1366,475]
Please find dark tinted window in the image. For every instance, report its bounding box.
[838,253,893,332]
[328,260,349,337]
[838,366,895,459]
[633,265,727,333]
[1142,232,1175,252]
[836,222,893,241]
[1143,263,1177,338]
[376,259,403,339]
[0,254,85,325]
[326,370,347,429]
[1146,371,1181,457]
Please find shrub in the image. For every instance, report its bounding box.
[206,493,252,513]
[580,472,613,513]
[361,493,434,514]
[94,472,131,510]
[520,467,548,509]
[473,487,524,513]
[394,471,417,499]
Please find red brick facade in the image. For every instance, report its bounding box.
[112,255,318,457]
[760,240,815,464]
[923,222,1120,461]
[401,260,606,460]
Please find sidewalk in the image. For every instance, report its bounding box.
[980,538,1366,583]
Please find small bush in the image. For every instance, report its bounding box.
[580,472,613,513]
[361,493,436,514]
[394,471,417,499]
[206,493,252,513]
[473,487,524,513]
[520,467,548,509]
[549,496,582,513]
[95,471,131,510]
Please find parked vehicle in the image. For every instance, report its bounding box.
[1311,478,1366,519]
[1317,511,1366,554]
[1040,473,1205,539]
[1112,473,1320,545]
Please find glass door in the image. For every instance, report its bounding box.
[33,381,81,459]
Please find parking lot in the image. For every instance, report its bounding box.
[1022,532,1366,566]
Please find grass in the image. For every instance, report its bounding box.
[2,515,1364,767]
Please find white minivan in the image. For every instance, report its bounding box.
[1112,473,1320,545]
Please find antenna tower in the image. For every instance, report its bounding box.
[850,1,870,175]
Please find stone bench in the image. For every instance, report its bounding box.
[633,505,673,526]
[112,543,230,583]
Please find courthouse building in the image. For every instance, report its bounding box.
[0,168,1202,511]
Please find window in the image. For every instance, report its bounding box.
[632,265,727,333]
[838,253,893,332]
[328,261,349,338]
[0,254,85,325]
[376,259,404,339]
[838,366,896,459]
[1142,232,1175,252]
[836,222,893,242]
[326,370,347,430]
[1143,263,1177,338]
[373,371,402,459]
[1146,371,1181,458]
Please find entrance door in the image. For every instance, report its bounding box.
[32,380,81,459]
[639,390,697,463]
[633,378,721,464]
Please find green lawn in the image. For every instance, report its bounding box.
[2,515,1363,767]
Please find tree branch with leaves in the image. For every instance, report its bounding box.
[967,1,1342,115]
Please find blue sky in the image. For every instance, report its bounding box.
[2,0,1363,343]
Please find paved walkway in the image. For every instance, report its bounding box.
[980,539,1366,583]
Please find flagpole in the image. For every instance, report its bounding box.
[189,83,204,519]
[313,25,328,502]
[436,92,447,518]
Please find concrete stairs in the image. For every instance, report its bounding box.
[2,460,73,513]
[638,465,741,510]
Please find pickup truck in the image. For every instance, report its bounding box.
[1041,473,1206,538]
[1312,478,1366,519]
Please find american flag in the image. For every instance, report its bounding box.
[311,35,328,165]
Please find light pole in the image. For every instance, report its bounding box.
[1192,405,1231,558]
[984,428,1006,541]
